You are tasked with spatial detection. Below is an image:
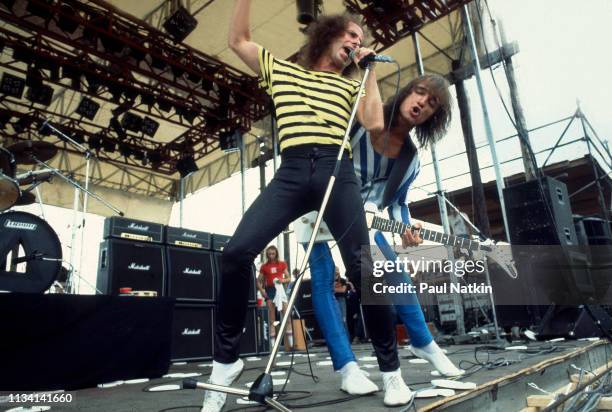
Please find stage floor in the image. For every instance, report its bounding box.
[1,340,609,412]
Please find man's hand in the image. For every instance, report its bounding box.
[402,222,423,248]
[351,47,377,67]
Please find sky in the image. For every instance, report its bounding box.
[7,0,612,292]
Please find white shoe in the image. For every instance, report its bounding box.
[340,363,379,395]
[382,370,414,406]
[408,343,465,377]
[201,359,245,412]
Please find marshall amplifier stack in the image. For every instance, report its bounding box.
[97,218,265,361]
[97,217,166,297]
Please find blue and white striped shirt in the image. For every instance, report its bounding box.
[350,124,420,225]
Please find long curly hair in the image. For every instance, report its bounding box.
[384,74,452,148]
[297,13,368,77]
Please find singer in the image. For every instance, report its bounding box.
[202,1,400,410]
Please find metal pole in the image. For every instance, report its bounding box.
[76,154,91,293]
[35,185,46,220]
[179,176,184,228]
[67,185,80,294]
[462,4,510,241]
[239,132,246,215]
[413,32,464,334]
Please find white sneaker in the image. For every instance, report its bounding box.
[408,343,465,377]
[201,359,245,412]
[340,363,379,395]
[382,370,414,407]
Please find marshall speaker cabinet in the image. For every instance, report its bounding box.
[165,227,215,302]
[171,304,214,361]
[103,216,164,244]
[96,239,165,296]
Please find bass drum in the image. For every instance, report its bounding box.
[0,211,62,293]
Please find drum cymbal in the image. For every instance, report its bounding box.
[7,141,58,164]
[15,190,36,206]
[0,176,20,210]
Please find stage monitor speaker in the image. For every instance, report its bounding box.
[171,304,214,361]
[97,239,165,296]
[212,251,256,303]
[504,176,577,245]
[537,305,612,339]
[298,310,323,341]
[166,246,215,302]
[294,278,312,313]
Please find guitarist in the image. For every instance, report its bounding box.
[303,74,463,406]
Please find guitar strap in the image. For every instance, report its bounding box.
[381,135,417,208]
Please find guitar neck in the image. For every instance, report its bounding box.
[370,215,480,251]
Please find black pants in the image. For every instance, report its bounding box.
[214,144,399,372]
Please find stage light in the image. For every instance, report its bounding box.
[110,117,126,140]
[296,0,317,24]
[107,82,123,102]
[150,55,167,71]
[175,155,198,177]
[56,4,79,34]
[71,131,85,144]
[12,117,32,133]
[12,45,34,65]
[88,133,102,150]
[132,149,145,161]
[163,6,198,43]
[175,105,197,124]
[171,64,185,78]
[119,143,133,158]
[157,98,172,113]
[121,112,143,132]
[76,97,100,120]
[26,0,53,21]
[123,87,138,102]
[85,73,102,94]
[140,92,155,109]
[149,150,162,168]
[186,72,201,84]
[201,77,213,92]
[141,116,159,137]
[102,138,116,153]
[219,129,240,151]
[0,72,26,98]
[26,84,54,106]
[0,109,11,130]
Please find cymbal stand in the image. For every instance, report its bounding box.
[182,65,374,411]
[38,121,124,293]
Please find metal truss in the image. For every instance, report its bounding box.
[344,0,472,51]
[0,0,268,174]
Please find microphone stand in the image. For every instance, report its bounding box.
[183,64,374,411]
[38,121,124,293]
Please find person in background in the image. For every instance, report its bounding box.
[257,245,292,349]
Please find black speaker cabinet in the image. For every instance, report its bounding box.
[504,176,577,245]
[97,239,165,296]
[171,304,214,361]
[298,310,323,341]
[212,251,257,303]
[294,279,312,313]
[166,246,215,302]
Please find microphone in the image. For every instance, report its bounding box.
[349,49,395,68]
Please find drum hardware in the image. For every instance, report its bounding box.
[6,140,58,164]
[16,169,55,185]
[37,120,124,293]
[14,191,36,206]
[0,147,20,212]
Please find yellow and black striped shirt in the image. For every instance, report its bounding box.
[258,46,362,152]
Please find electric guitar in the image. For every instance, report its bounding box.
[364,211,518,279]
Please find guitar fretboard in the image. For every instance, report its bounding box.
[370,215,480,251]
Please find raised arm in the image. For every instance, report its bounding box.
[228,0,261,74]
[354,49,384,132]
